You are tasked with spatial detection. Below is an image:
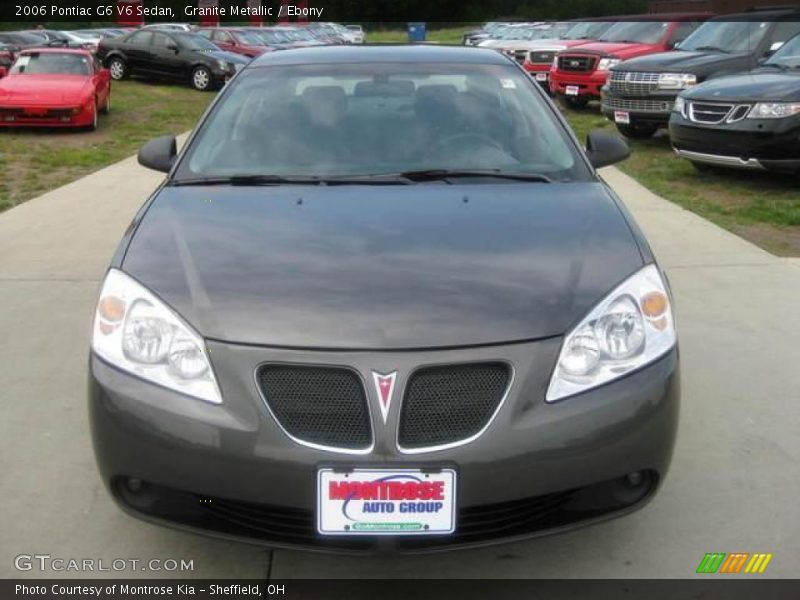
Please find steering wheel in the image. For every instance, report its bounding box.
[424,132,506,160]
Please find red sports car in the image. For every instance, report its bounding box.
[0,48,111,130]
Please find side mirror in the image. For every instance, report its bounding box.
[138,135,177,173]
[585,130,630,169]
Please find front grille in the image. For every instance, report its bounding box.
[257,365,372,451]
[557,55,595,72]
[0,107,74,122]
[608,71,660,95]
[688,101,734,124]
[398,363,510,450]
[603,96,674,113]
[529,50,555,64]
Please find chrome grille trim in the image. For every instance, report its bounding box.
[602,97,674,113]
[687,101,734,124]
[528,50,555,64]
[557,55,595,72]
[608,71,661,95]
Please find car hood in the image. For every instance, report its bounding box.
[121,183,644,350]
[563,41,661,59]
[204,49,250,64]
[0,74,91,104]
[615,50,749,74]
[684,70,800,102]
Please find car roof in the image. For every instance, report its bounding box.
[599,12,714,21]
[19,47,93,56]
[709,8,800,20]
[250,44,512,68]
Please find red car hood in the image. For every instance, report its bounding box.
[563,41,662,59]
[0,75,92,105]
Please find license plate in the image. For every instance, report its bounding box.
[535,72,548,82]
[566,85,580,96]
[317,468,457,535]
[614,110,630,124]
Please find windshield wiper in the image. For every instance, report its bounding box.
[759,62,790,70]
[396,169,552,183]
[169,174,415,187]
[693,45,729,54]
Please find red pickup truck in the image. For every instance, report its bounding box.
[549,14,712,109]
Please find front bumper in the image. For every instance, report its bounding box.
[670,114,800,173]
[89,339,680,554]
[523,63,552,87]
[549,69,608,99]
[601,87,678,126]
[0,102,94,128]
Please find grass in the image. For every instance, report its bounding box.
[367,27,468,44]
[0,80,213,212]
[563,108,800,256]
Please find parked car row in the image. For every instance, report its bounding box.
[478,8,800,174]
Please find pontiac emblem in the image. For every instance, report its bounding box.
[372,371,398,424]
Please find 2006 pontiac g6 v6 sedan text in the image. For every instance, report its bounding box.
[89,45,679,554]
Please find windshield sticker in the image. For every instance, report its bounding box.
[500,79,517,89]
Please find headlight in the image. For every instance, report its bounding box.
[673,95,685,114]
[216,59,227,70]
[597,58,621,71]
[92,269,222,404]
[747,102,800,119]
[546,264,676,402]
[657,73,697,90]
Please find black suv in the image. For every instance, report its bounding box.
[601,9,800,138]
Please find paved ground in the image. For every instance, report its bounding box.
[0,156,797,579]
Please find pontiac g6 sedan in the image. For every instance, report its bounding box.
[89,46,679,553]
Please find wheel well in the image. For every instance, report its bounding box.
[105,53,125,67]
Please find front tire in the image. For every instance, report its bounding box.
[191,65,213,91]
[107,57,127,81]
[616,122,658,140]
[85,101,98,132]
[100,91,110,115]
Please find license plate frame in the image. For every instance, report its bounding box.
[316,467,457,536]
[614,110,631,124]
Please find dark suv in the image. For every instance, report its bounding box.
[602,9,800,138]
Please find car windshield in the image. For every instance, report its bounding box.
[177,62,586,182]
[765,33,800,67]
[11,52,91,76]
[679,20,770,53]
[564,21,615,40]
[251,31,282,44]
[174,33,218,51]
[599,21,669,44]
[235,31,265,45]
